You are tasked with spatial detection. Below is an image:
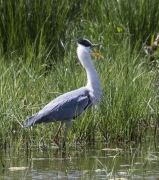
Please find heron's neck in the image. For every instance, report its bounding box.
[85,63,102,103]
[77,45,102,104]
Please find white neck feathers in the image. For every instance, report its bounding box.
[77,45,102,104]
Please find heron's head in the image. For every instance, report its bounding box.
[77,38,103,58]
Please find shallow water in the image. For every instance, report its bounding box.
[0,142,159,180]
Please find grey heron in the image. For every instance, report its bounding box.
[25,38,103,147]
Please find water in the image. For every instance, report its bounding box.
[1,142,159,179]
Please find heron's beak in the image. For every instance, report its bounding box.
[91,43,103,58]
[92,51,104,58]
[91,43,103,47]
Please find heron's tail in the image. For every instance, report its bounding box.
[25,114,37,128]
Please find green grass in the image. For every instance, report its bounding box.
[0,0,159,148]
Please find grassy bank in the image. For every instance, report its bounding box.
[0,0,159,148]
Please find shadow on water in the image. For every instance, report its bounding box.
[0,141,159,179]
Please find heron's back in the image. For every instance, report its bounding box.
[25,87,91,127]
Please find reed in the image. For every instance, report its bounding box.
[0,0,159,148]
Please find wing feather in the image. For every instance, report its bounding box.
[25,87,91,127]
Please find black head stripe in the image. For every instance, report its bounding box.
[77,38,92,47]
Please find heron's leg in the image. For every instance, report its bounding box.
[53,121,64,146]
[62,120,72,149]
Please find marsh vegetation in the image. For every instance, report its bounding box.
[0,0,159,149]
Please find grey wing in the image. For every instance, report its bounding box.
[25,88,91,127]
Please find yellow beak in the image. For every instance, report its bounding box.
[92,51,104,58]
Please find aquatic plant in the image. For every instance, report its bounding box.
[0,0,159,148]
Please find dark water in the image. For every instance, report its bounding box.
[0,142,159,180]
